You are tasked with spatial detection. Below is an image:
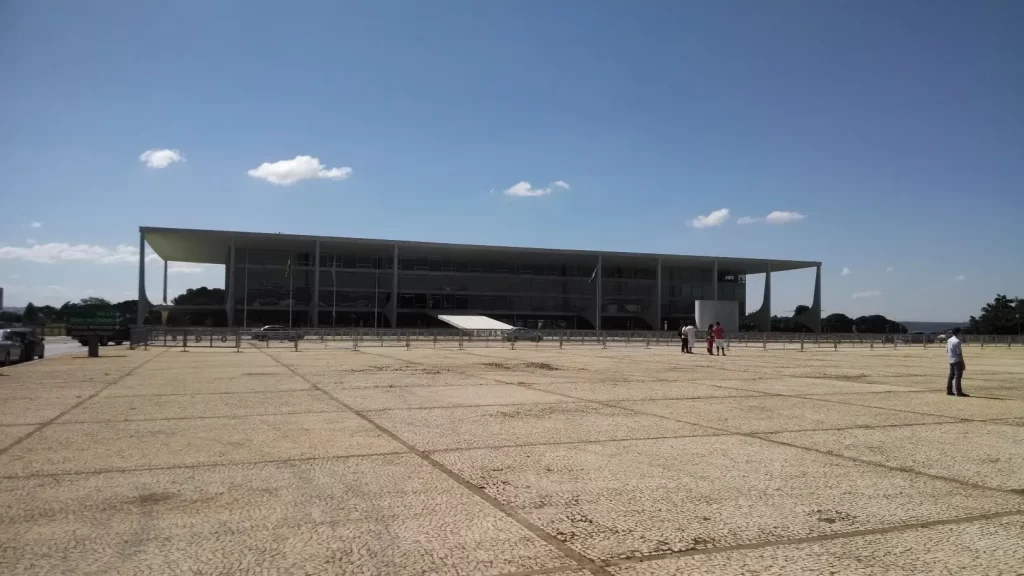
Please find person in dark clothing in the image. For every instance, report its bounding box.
[706,324,715,355]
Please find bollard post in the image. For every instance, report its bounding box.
[763,333,767,350]
[459,333,464,350]
[406,333,411,350]
[559,335,564,349]
[511,339,515,350]
[870,340,874,350]
[800,336,804,352]
[645,337,650,349]
[294,335,299,352]
[210,332,214,348]
[602,335,607,349]
[433,331,437,349]
[183,330,189,352]
[235,330,241,353]
[834,339,838,351]
[352,334,358,350]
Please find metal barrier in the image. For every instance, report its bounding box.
[128,327,1024,351]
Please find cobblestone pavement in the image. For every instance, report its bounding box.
[1,344,1022,575]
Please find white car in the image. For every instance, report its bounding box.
[0,330,25,365]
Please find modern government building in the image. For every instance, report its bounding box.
[137,226,822,332]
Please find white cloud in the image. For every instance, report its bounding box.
[841,266,851,276]
[955,275,965,281]
[0,242,145,264]
[502,180,570,197]
[247,155,352,185]
[25,238,37,245]
[9,274,20,280]
[852,290,882,299]
[734,211,806,225]
[167,262,207,274]
[886,266,895,272]
[30,222,42,229]
[689,208,730,228]
[764,210,806,224]
[140,149,184,169]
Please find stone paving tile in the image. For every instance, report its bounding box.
[528,380,764,402]
[0,426,35,451]
[710,377,921,395]
[764,422,1024,491]
[61,390,343,422]
[804,391,1024,420]
[0,412,404,476]
[0,378,109,399]
[616,396,953,433]
[331,383,571,410]
[972,386,1024,400]
[370,402,716,450]
[103,368,311,396]
[0,455,568,576]
[0,394,86,425]
[434,436,1024,562]
[269,349,414,371]
[315,369,495,389]
[609,514,1024,575]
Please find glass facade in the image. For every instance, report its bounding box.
[228,242,745,329]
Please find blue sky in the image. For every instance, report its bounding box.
[1,0,1021,321]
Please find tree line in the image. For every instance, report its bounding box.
[3,290,1021,334]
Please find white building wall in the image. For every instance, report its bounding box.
[695,300,739,333]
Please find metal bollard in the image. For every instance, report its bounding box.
[406,333,411,350]
[834,340,838,351]
[433,332,437,348]
[511,339,515,350]
[459,333,464,350]
[602,336,607,349]
[182,330,189,352]
[645,337,650,349]
[235,331,242,353]
[763,333,767,350]
[559,335,563,349]
[294,336,299,352]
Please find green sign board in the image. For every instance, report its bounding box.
[68,307,126,338]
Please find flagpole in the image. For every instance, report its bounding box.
[374,257,379,329]
[243,250,249,328]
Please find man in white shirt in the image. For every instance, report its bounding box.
[684,323,697,353]
[946,328,969,397]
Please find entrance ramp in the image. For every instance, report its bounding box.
[434,314,514,331]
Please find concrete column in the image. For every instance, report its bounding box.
[311,240,320,327]
[655,257,662,330]
[225,240,236,327]
[390,244,399,328]
[595,255,602,331]
[162,260,168,304]
[712,260,719,300]
[136,230,148,326]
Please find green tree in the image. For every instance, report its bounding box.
[824,313,855,333]
[968,294,1022,335]
[79,297,112,306]
[22,302,40,324]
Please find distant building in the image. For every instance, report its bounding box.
[136,226,822,331]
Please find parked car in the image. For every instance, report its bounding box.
[9,329,45,362]
[251,325,303,341]
[0,330,25,365]
[502,327,544,343]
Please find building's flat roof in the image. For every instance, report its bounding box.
[141,226,820,274]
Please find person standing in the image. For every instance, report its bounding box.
[706,324,715,355]
[713,322,727,356]
[685,323,697,353]
[946,328,969,397]
[678,324,688,354]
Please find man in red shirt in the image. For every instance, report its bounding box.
[712,322,727,356]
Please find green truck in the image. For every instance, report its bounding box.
[67,306,131,346]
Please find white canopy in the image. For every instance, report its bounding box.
[435,315,514,331]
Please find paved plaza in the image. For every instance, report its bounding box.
[1,342,1022,575]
